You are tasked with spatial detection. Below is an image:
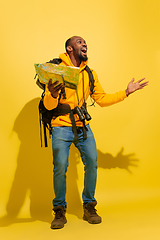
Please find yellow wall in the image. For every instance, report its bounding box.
[0,0,160,238]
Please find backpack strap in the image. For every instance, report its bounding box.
[84,65,95,96]
[84,65,95,106]
[47,58,62,65]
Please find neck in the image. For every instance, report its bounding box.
[69,53,81,67]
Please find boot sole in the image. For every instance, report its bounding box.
[51,219,67,229]
[83,215,102,224]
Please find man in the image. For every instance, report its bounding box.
[43,36,148,229]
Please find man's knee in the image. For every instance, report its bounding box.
[53,152,68,174]
[84,154,97,170]
[53,160,68,175]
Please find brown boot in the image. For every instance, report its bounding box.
[83,202,102,224]
[51,206,67,229]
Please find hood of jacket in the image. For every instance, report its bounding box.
[59,52,88,72]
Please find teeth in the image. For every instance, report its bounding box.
[81,48,87,53]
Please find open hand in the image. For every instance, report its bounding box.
[126,78,149,96]
[48,79,63,98]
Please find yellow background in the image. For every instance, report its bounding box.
[0,0,160,239]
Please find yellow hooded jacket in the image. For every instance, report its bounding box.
[43,53,127,127]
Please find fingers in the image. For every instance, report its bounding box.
[131,77,149,89]
[139,81,149,89]
[48,79,53,88]
[131,78,146,84]
[130,78,135,83]
[54,83,63,91]
[48,79,63,98]
[48,79,52,86]
[137,78,145,83]
[48,79,63,89]
[140,81,149,87]
[48,79,60,88]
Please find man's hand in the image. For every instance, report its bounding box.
[48,79,63,98]
[126,78,149,96]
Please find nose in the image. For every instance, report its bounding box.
[83,41,87,47]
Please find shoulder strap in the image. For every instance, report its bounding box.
[84,65,95,95]
[47,58,62,65]
[84,65,95,106]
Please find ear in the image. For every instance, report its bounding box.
[66,45,73,53]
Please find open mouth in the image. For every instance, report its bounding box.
[81,48,87,55]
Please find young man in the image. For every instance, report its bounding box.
[43,36,148,229]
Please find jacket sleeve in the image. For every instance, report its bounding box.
[43,85,59,110]
[91,70,127,107]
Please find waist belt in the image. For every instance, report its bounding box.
[52,103,88,142]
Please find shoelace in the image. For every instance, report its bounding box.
[87,206,97,215]
[54,210,64,219]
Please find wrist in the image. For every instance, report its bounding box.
[125,89,130,97]
[51,93,58,99]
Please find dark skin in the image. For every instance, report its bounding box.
[48,80,63,98]
[48,36,86,98]
[48,36,149,98]
[66,36,88,67]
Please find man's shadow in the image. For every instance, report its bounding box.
[0,98,54,226]
[0,98,139,227]
[97,147,138,173]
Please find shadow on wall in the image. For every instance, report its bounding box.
[0,98,139,227]
[0,98,53,226]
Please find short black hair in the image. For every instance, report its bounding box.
[65,37,72,53]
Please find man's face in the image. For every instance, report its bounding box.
[70,36,88,61]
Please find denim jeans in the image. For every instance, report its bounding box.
[52,124,97,210]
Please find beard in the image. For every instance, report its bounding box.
[73,46,88,62]
[79,54,88,62]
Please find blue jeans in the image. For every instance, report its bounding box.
[52,124,97,210]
